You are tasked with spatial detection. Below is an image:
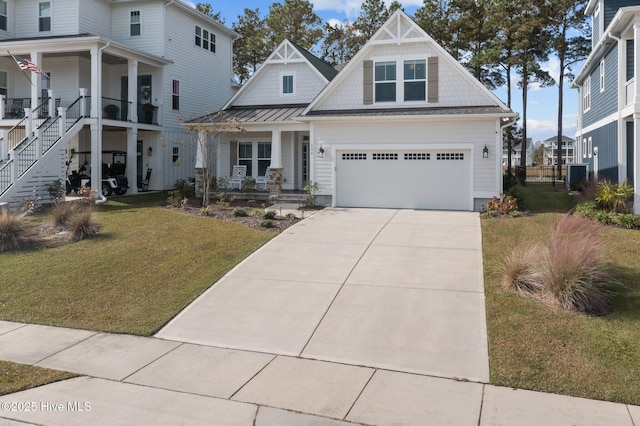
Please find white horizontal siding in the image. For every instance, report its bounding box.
[110,3,163,57]
[234,62,327,106]
[316,41,494,111]
[14,0,79,38]
[311,118,498,195]
[79,0,111,37]
[163,6,235,125]
[0,0,16,39]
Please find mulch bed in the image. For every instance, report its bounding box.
[165,198,317,232]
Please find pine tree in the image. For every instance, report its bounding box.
[265,0,323,51]
[232,8,269,83]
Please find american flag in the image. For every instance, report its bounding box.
[10,52,47,76]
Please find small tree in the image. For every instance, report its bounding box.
[182,112,244,207]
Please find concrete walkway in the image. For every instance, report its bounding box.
[0,208,639,425]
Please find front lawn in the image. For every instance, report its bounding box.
[0,193,273,335]
[0,361,76,396]
[483,213,640,405]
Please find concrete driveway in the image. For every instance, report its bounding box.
[157,208,489,382]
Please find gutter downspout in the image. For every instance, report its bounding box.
[94,42,110,205]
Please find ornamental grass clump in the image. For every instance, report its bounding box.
[500,215,616,316]
[540,215,613,316]
[0,209,26,253]
[66,204,98,242]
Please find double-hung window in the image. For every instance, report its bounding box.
[404,60,426,101]
[375,61,396,102]
[195,25,216,53]
[238,142,253,176]
[39,2,51,32]
[282,75,294,95]
[599,60,605,92]
[172,147,180,164]
[172,80,180,110]
[210,33,216,53]
[203,29,209,50]
[0,1,7,31]
[583,76,591,112]
[195,26,202,47]
[130,10,141,36]
[257,142,271,176]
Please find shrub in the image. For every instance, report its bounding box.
[233,208,247,217]
[303,180,319,207]
[285,213,296,220]
[500,215,616,316]
[485,193,519,216]
[49,201,76,227]
[0,210,26,253]
[503,171,517,192]
[595,179,634,213]
[573,201,598,220]
[594,210,613,225]
[67,204,98,242]
[263,210,276,220]
[540,215,613,316]
[200,206,210,217]
[251,209,263,217]
[46,179,65,202]
[614,213,640,229]
[260,219,274,228]
[243,178,256,192]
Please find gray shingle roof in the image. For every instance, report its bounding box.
[288,40,338,82]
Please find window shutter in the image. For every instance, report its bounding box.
[230,140,237,174]
[428,57,439,103]
[363,60,373,105]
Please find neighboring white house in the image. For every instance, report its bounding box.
[503,138,534,167]
[0,0,237,206]
[542,135,576,165]
[193,10,516,211]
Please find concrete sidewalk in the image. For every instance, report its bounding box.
[0,321,638,425]
[1,208,639,425]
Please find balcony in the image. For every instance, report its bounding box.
[101,97,158,125]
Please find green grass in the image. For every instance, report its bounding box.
[0,361,76,396]
[0,192,273,336]
[509,186,574,213]
[483,213,640,405]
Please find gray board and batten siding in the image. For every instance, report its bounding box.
[583,46,618,128]
[583,120,619,182]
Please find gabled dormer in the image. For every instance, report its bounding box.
[224,39,337,108]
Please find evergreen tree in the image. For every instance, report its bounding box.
[232,8,269,83]
[320,20,358,66]
[265,0,323,51]
[195,3,224,23]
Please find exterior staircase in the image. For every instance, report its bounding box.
[0,95,86,208]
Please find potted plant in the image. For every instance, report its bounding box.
[104,104,119,119]
[141,103,156,124]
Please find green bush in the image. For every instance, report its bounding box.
[263,210,276,220]
[595,180,634,213]
[614,214,640,229]
[594,210,613,225]
[260,219,274,228]
[574,201,598,220]
[503,171,518,192]
[233,208,248,217]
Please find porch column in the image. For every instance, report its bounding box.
[48,89,54,118]
[127,128,138,194]
[0,94,5,119]
[128,59,138,122]
[90,46,102,119]
[90,123,102,197]
[269,130,283,194]
[1,130,7,161]
[30,51,42,112]
[90,46,103,196]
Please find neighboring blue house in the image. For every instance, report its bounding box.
[572,0,640,213]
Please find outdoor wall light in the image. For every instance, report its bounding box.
[482,145,489,158]
[318,145,325,158]
[148,146,153,156]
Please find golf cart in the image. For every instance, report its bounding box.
[66,150,129,196]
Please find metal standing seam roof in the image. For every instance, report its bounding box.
[188,104,308,124]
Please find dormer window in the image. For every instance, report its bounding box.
[0,1,7,31]
[375,61,396,102]
[404,60,426,101]
[38,2,51,32]
[130,10,141,36]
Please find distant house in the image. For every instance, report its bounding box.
[572,0,640,212]
[193,10,516,211]
[503,138,533,167]
[0,0,237,206]
[542,135,576,165]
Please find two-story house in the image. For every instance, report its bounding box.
[193,10,516,211]
[0,0,237,206]
[572,0,640,212]
[542,135,575,165]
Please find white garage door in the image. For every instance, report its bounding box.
[336,150,471,210]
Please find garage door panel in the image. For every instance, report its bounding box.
[336,150,470,210]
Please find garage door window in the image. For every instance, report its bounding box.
[404,153,430,160]
[342,153,367,160]
[372,153,398,160]
[436,153,465,160]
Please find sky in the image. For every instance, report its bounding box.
[187,0,583,144]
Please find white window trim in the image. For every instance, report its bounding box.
[583,76,591,112]
[599,60,605,92]
[172,146,180,165]
[237,140,272,177]
[38,1,51,33]
[588,136,593,158]
[280,71,296,96]
[581,136,586,158]
[130,10,141,37]
[372,54,430,105]
[0,0,7,32]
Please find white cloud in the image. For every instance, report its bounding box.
[312,0,422,19]
[326,18,345,28]
[527,119,557,134]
